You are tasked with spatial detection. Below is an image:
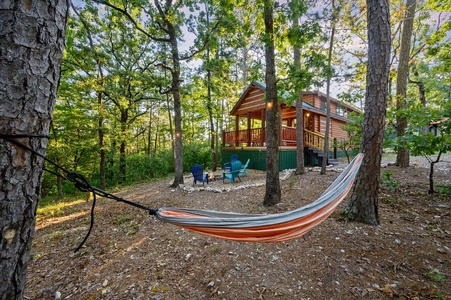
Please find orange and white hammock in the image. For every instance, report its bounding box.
[155,154,363,243]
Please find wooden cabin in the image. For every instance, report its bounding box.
[221,81,360,170]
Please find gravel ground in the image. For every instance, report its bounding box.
[381,153,451,172]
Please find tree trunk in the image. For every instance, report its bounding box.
[321,0,336,175]
[0,1,69,298]
[395,0,416,167]
[207,68,218,171]
[57,176,63,200]
[409,66,428,133]
[119,140,126,183]
[344,0,391,225]
[119,113,127,184]
[263,0,281,206]
[294,44,305,175]
[428,151,442,194]
[98,91,106,190]
[205,14,217,171]
[168,23,184,187]
[242,48,248,85]
[429,161,435,194]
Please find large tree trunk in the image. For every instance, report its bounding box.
[168,24,184,187]
[263,0,281,206]
[206,45,217,171]
[395,0,416,167]
[344,0,391,225]
[0,1,69,298]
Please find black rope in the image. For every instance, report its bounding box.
[361,125,386,154]
[0,133,157,252]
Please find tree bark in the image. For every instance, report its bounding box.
[295,94,305,175]
[427,151,442,194]
[344,0,391,225]
[98,91,106,190]
[321,0,336,175]
[168,23,184,187]
[293,18,305,175]
[263,0,281,206]
[119,113,127,183]
[395,0,416,167]
[0,1,69,298]
[205,6,217,172]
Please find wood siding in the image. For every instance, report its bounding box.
[234,86,265,116]
[331,119,348,140]
[304,94,315,107]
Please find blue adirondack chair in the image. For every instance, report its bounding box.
[223,154,238,171]
[191,164,208,187]
[223,160,242,184]
[240,158,250,177]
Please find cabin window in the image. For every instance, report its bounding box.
[320,100,326,110]
[336,106,345,117]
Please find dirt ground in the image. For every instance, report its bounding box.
[25,155,451,300]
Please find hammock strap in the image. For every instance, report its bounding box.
[0,134,157,252]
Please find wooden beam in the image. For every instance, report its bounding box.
[261,108,266,146]
[278,104,282,146]
[235,115,239,146]
[247,112,251,146]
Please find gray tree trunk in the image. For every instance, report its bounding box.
[168,26,184,187]
[293,23,305,175]
[395,0,416,167]
[205,7,217,172]
[263,0,281,206]
[295,93,305,175]
[321,0,336,175]
[344,0,391,225]
[0,0,69,298]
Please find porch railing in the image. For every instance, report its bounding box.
[304,129,325,151]
[281,126,296,145]
[222,127,333,153]
[223,128,265,146]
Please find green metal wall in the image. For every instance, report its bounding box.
[222,148,310,171]
[221,148,348,171]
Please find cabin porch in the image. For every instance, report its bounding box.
[221,127,339,171]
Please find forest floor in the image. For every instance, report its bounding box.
[25,154,451,300]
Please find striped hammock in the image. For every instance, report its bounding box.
[155,153,363,243]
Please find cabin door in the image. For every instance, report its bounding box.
[304,112,314,131]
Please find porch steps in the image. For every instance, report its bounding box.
[305,147,339,166]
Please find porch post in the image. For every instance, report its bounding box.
[247,112,251,146]
[235,115,239,146]
[278,104,282,146]
[333,137,337,159]
[261,109,266,146]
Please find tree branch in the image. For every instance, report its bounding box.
[93,0,171,43]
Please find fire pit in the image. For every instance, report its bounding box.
[208,173,222,182]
